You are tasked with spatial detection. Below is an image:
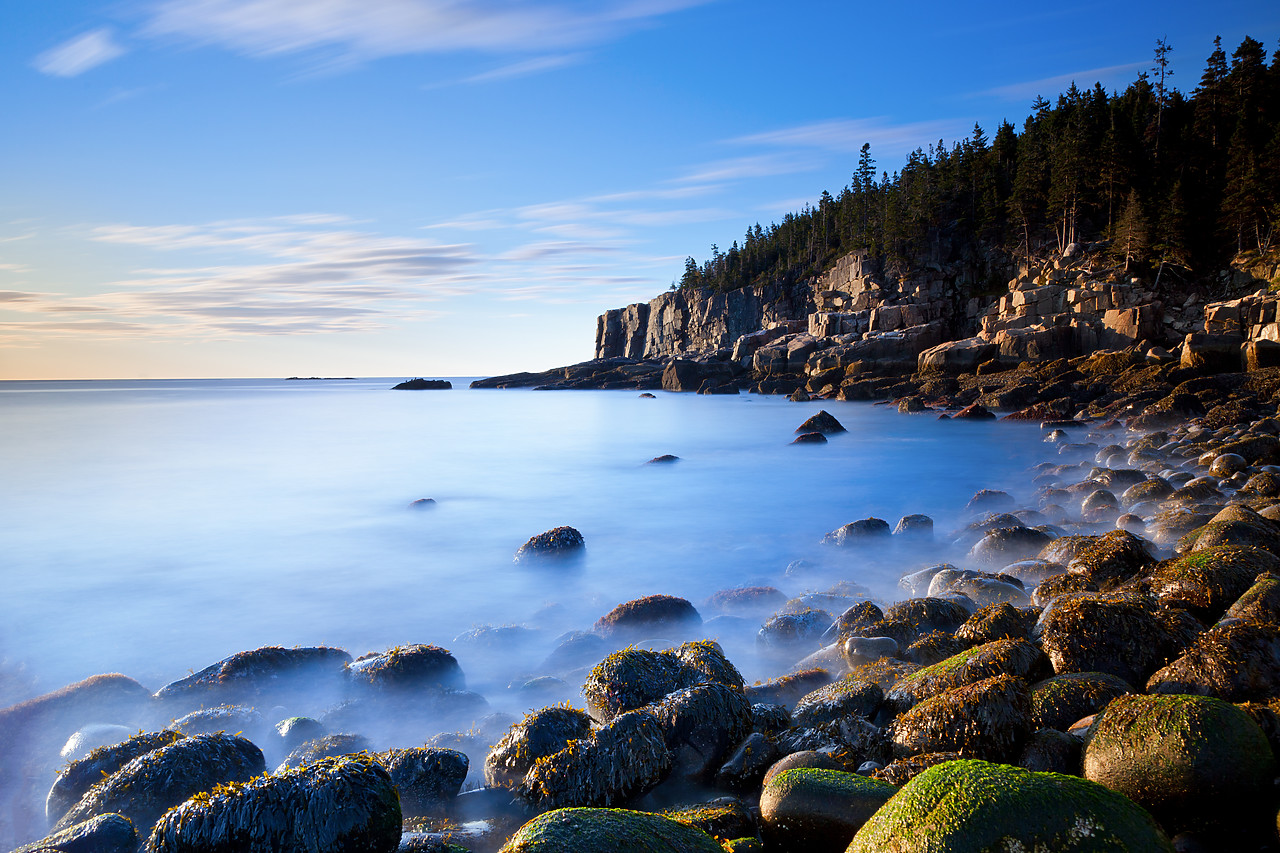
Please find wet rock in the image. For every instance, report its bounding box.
[168,705,267,743]
[870,752,962,787]
[513,526,585,562]
[1146,621,1280,701]
[55,732,265,837]
[58,724,140,764]
[886,638,1046,712]
[968,526,1055,567]
[795,410,846,434]
[347,644,465,693]
[954,602,1035,644]
[1031,572,1098,606]
[650,682,752,782]
[392,378,451,389]
[1240,471,1280,496]
[1064,529,1155,589]
[703,586,788,616]
[749,702,792,735]
[849,759,1174,852]
[1181,506,1280,557]
[383,748,468,818]
[759,768,894,852]
[595,595,702,641]
[1017,728,1080,774]
[827,602,885,640]
[499,807,721,853]
[790,679,883,728]
[1083,693,1276,837]
[276,733,371,773]
[792,432,827,445]
[933,573,1029,607]
[1029,671,1134,730]
[1123,477,1176,504]
[662,799,757,845]
[542,631,609,672]
[952,403,996,419]
[408,497,437,509]
[841,635,900,666]
[582,648,689,722]
[275,716,325,755]
[516,710,672,809]
[1226,571,1280,624]
[756,610,831,653]
[821,518,891,545]
[882,597,970,637]
[47,730,185,826]
[1208,452,1248,477]
[966,489,1016,515]
[744,669,833,708]
[714,731,780,792]
[1147,545,1278,622]
[145,754,400,853]
[16,813,136,853]
[890,674,1032,761]
[154,646,351,709]
[998,559,1066,587]
[647,454,679,464]
[893,514,933,538]
[1034,592,1179,684]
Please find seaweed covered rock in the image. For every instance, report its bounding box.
[499,807,722,853]
[145,754,401,853]
[15,812,137,853]
[791,679,883,728]
[662,799,757,845]
[902,631,968,667]
[1029,671,1134,731]
[275,733,370,773]
[516,711,672,810]
[821,519,891,546]
[703,586,788,616]
[1147,545,1277,622]
[154,646,351,708]
[47,730,185,825]
[1146,621,1280,701]
[714,732,780,792]
[55,732,265,836]
[168,705,267,743]
[1227,571,1280,624]
[954,602,1035,644]
[968,526,1055,567]
[671,640,744,690]
[650,683,752,782]
[275,716,325,755]
[1065,529,1155,589]
[1181,506,1280,556]
[582,648,690,722]
[882,598,971,637]
[756,610,831,652]
[514,526,585,562]
[347,644,465,693]
[744,669,833,708]
[1033,593,1178,684]
[595,595,702,641]
[383,747,468,818]
[871,752,962,787]
[890,674,1032,762]
[485,706,595,789]
[828,602,886,640]
[886,638,1045,712]
[842,634,900,666]
[848,759,1173,853]
[759,768,894,852]
[1083,694,1276,837]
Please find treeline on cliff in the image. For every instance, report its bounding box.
[678,36,1280,294]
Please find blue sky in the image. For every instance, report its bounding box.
[0,0,1274,379]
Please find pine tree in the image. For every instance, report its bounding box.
[1113,189,1149,272]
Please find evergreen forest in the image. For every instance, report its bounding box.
[676,36,1280,294]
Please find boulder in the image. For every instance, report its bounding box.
[594,595,702,641]
[391,378,451,390]
[1146,621,1280,702]
[821,518,891,545]
[662,360,733,393]
[791,679,883,728]
[383,747,468,818]
[154,646,351,708]
[886,638,1045,712]
[1180,333,1243,373]
[918,337,999,374]
[1033,593,1178,684]
[582,648,689,722]
[500,807,721,853]
[1147,546,1278,622]
[967,527,1056,567]
[890,674,1033,762]
[1029,671,1134,731]
[46,730,185,826]
[347,644,465,693]
[1226,571,1280,625]
[514,526,586,562]
[759,768,894,852]
[649,682,752,782]
[16,813,136,853]
[795,410,846,434]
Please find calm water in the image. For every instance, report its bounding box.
[0,378,1054,699]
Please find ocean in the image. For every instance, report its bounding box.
[0,378,1055,702]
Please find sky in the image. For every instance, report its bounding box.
[0,0,1275,379]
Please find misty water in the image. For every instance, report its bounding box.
[1,378,1057,707]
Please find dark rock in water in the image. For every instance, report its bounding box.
[47,730,185,826]
[639,392,657,398]
[1029,671,1133,731]
[850,759,1174,853]
[792,431,827,445]
[1034,592,1180,684]
[795,410,846,434]
[1031,572,1097,606]
[662,359,733,393]
[965,490,1015,514]
[704,586,788,616]
[55,732,265,837]
[1083,694,1276,838]
[542,631,609,673]
[582,648,689,722]
[893,514,933,538]
[1146,621,1280,701]
[760,768,895,852]
[821,518,891,546]
[828,602,885,641]
[514,526,585,563]
[952,403,996,420]
[890,674,1032,761]
[484,706,595,789]
[887,638,1044,713]
[647,454,680,464]
[409,498,437,509]
[275,716,325,755]
[715,731,780,792]
[749,703,792,736]
[145,754,401,853]
[757,610,831,653]
[1017,728,1080,775]
[383,748,468,818]
[791,679,883,728]
[276,733,370,773]
[516,710,672,809]
[168,704,267,742]
[16,812,137,853]
[594,594,702,641]
[968,526,1056,567]
[662,799,758,846]
[744,670,833,708]
[650,682,752,782]
[501,807,722,853]
[155,646,352,708]
[347,644,465,693]
[392,378,452,390]
[883,597,971,638]
[1147,545,1276,622]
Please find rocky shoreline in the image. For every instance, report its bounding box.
[5,361,1280,852]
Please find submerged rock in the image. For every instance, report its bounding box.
[594,595,702,641]
[514,526,586,562]
[796,410,847,434]
[347,644,465,693]
[154,646,351,708]
[499,807,722,853]
[821,518,891,545]
[145,754,401,853]
[848,759,1173,853]
[967,526,1055,567]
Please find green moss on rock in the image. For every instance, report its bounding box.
[662,799,757,843]
[886,638,1044,711]
[760,768,895,852]
[848,759,1174,853]
[1226,571,1280,625]
[499,807,722,853]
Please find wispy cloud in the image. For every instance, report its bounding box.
[673,154,817,184]
[33,28,127,77]
[976,61,1146,102]
[459,53,584,84]
[143,0,709,63]
[730,117,968,156]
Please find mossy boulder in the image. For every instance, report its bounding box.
[759,768,895,852]
[662,799,757,844]
[1179,510,1280,558]
[1146,621,1280,701]
[516,710,671,809]
[829,602,886,640]
[485,706,595,788]
[1122,478,1175,504]
[890,674,1032,762]
[55,732,265,837]
[346,644,465,693]
[47,730,185,825]
[144,754,401,853]
[1146,545,1277,622]
[275,732,370,773]
[1033,593,1178,684]
[1029,672,1134,731]
[1031,572,1098,606]
[886,638,1045,711]
[153,646,351,708]
[499,807,721,853]
[1227,571,1280,624]
[848,759,1173,853]
[757,610,832,652]
[15,812,136,853]
[1082,693,1276,836]
[703,586,788,616]
[595,595,702,641]
[672,640,745,691]
[1065,529,1155,589]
